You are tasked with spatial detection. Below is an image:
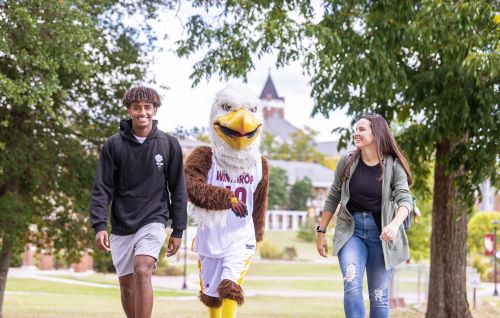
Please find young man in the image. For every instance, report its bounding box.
[90,86,187,318]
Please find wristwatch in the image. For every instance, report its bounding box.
[316,225,326,233]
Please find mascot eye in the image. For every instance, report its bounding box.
[249,106,257,113]
[221,104,232,111]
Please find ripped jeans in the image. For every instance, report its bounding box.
[338,212,394,318]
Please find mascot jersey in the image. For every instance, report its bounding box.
[194,156,262,258]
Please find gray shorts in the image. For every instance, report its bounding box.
[110,223,167,277]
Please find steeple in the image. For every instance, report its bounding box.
[259,72,285,101]
[259,72,285,120]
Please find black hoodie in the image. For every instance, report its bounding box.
[90,119,187,237]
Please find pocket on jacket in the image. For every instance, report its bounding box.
[333,216,350,241]
[388,227,407,252]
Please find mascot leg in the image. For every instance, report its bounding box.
[221,298,238,318]
[200,292,222,318]
[209,307,222,318]
[217,279,244,318]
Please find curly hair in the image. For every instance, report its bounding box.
[122,86,161,108]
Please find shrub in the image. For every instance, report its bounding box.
[467,211,500,254]
[259,240,283,260]
[471,254,489,280]
[156,265,183,276]
[282,246,298,260]
[297,218,316,242]
[10,253,22,267]
[92,249,115,273]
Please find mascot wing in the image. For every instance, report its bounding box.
[252,156,269,242]
[185,146,232,210]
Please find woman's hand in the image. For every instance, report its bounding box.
[380,221,400,241]
[316,233,328,257]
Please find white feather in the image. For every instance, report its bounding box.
[189,203,228,229]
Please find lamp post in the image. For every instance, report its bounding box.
[182,229,188,290]
[493,220,499,296]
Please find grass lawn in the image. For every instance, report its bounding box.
[5,276,500,318]
[2,277,425,318]
[263,230,321,260]
[7,231,499,317]
[244,278,420,294]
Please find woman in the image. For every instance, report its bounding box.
[316,114,413,318]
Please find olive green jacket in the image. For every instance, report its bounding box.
[324,154,413,270]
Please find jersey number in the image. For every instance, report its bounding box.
[226,185,247,204]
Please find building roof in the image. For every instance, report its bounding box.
[315,141,354,158]
[259,74,284,101]
[269,160,334,188]
[263,117,298,143]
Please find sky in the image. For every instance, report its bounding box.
[149,5,352,142]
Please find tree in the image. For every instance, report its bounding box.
[260,132,292,160]
[260,127,326,163]
[289,177,314,211]
[268,167,289,209]
[173,125,210,143]
[176,1,499,317]
[289,126,325,164]
[0,0,176,315]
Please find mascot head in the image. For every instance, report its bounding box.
[209,84,263,178]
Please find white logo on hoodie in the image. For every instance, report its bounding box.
[155,154,163,169]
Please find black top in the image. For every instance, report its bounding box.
[346,159,383,232]
[90,119,187,237]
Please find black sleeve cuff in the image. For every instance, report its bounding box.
[171,229,183,238]
[93,223,107,235]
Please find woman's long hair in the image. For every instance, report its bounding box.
[341,114,412,185]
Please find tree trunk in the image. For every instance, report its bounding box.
[425,141,472,318]
[0,238,12,318]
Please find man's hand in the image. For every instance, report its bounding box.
[95,230,110,252]
[230,197,248,218]
[316,233,328,257]
[166,236,182,257]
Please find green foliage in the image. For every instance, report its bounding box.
[467,211,500,254]
[406,197,432,262]
[173,125,210,143]
[92,250,115,274]
[260,132,292,160]
[177,0,499,203]
[156,265,183,276]
[258,240,283,260]
[0,4,175,316]
[296,219,316,243]
[471,254,489,281]
[289,177,314,211]
[9,253,21,268]
[0,0,177,293]
[282,246,298,260]
[268,167,289,209]
[261,127,326,164]
[288,127,325,164]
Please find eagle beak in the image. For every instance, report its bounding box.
[214,107,261,150]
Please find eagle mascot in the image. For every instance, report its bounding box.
[185,84,269,318]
